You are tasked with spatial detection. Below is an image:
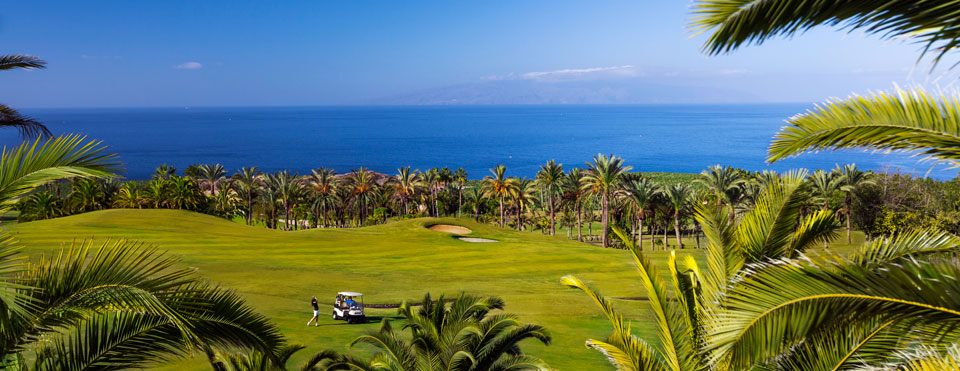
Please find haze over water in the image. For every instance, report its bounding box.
[13,104,956,180]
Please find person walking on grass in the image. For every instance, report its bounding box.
[307,296,319,326]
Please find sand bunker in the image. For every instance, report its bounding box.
[428,224,472,234]
[456,237,498,243]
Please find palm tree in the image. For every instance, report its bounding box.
[308,168,337,228]
[837,163,876,244]
[199,163,228,195]
[345,293,551,370]
[267,171,302,230]
[464,187,485,222]
[690,2,960,167]
[168,176,203,210]
[582,154,632,248]
[808,169,841,211]
[113,182,143,209]
[1,238,285,370]
[154,164,177,180]
[232,167,262,225]
[453,168,467,218]
[18,191,61,221]
[144,178,168,209]
[1,55,50,138]
[696,165,745,221]
[662,183,692,249]
[621,178,657,250]
[562,170,841,370]
[509,177,536,231]
[206,344,341,371]
[387,166,420,216]
[0,135,117,216]
[345,168,378,224]
[437,167,453,216]
[562,168,587,242]
[67,178,103,213]
[535,160,564,236]
[482,165,510,228]
[421,168,440,217]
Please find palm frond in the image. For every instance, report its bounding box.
[708,255,960,368]
[688,0,960,67]
[0,134,119,214]
[560,275,666,371]
[856,228,960,265]
[735,170,821,261]
[0,104,51,139]
[694,203,741,303]
[0,55,46,70]
[768,89,960,165]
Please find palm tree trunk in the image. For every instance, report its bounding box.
[515,204,521,231]
[576,201,582,242]
[457,188,462,218]
[499,196,505,228]
[638,217,644,251]
[663,222,668,250]
[549,192,556,235]
[601,193,609,248]
[246,191,253,225]
[674,211,683,249]
[846,196,853,244]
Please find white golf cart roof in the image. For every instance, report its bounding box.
[338,292,363,297]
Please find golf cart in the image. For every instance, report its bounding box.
[333,292,365,324]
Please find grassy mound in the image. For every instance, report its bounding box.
[6,209,680,370]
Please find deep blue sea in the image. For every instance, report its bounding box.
[11,104,957,180]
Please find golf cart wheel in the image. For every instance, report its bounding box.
[332,311,338,320]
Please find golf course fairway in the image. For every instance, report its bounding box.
[6,209,703,370]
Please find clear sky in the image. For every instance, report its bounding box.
[1,1,950,107]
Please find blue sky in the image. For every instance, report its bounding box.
[0,1,948,107]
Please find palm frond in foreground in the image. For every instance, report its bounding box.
[767,89,960,164]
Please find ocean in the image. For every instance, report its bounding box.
[11,104,956,180]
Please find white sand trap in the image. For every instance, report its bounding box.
[428,224,472,234]
[456,237,498,243]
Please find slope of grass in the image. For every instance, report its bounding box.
[5,209,687,370]
[5,209,869,369]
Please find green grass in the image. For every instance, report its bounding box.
[3,210,674,370]
[3,209,869,370]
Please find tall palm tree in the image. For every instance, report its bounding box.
[387,166,420,216]
[232,167,262,225]
[1,55,51,138]
[582,154,632,248]
[535,160,564,236]
[837,163,876,243]
[621,178,657,250]
[690,2,960,167]
[308,168,337,228]
[482,165,510,228]
[453,168,467,218]
[808,169,841,211]
[437,167,453,217]
[1,238,285,370]
[562,170,841,370]
[509,177,536,231]
[696,165,745,219]
[662,183,692,249]
[267,171,302,230]
[0,135,118,216]
[562,168,587,242]
[345,293,551,371]
[199,164,228,195]
[420,169,440,218]
[345,168,378,224]
[464,187,485,222]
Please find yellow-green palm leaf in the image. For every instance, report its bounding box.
[768,89,960,164]
[0,134,119,214]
